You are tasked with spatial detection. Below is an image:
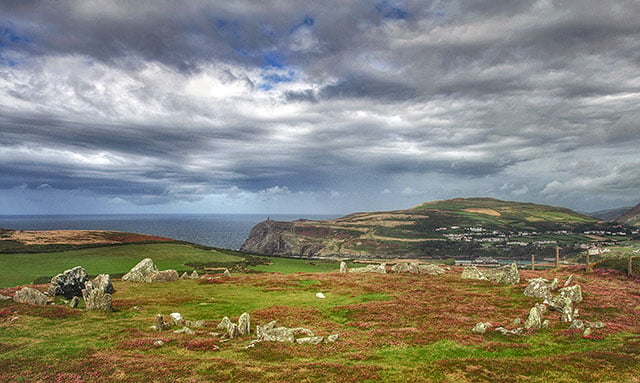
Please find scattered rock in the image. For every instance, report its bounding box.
[542,320,549,328]
[122,258,178,283]
[69,296,80,309]
[471,322,492,334]
[392,263,419,274]
[48,266,89,298]
[0,294,11,301]
[153,340,165,347]
[180,272,188,279]
[549,278,559,291]
[512,318,522,326]
[186,320,206,328]
[174,327,195,335]
[327,334,339,342]
[582,327,592,337]
[495,327,523,336]
[315,292,326,299]
[339,261,347,273]
[296,336,324,345]
[348,264,386,274]
[223,269,231,277]
[561,298,574,322]
[524,303,547,329]
[462,263,519,284]
[154,314,171,331]
[524,278,552,301]
[217,316,241,338]
[238,312,251,336]
[586,321,605,329]
[190,270,199,279]
[569,319,584,330]
[558,285,583,304]
[13,287,48,305]
[170,312,185,326]
[564,274,574,287]
[256,324,315,343]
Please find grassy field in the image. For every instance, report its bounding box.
[0,266,638,382]
[0,243,244,288]
[249,257,339,274]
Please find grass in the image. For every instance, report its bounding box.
[0,246,639,382]
[0,243,244,288]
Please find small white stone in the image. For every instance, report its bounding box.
[315,292,326,299]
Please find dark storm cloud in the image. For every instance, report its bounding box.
[1,0,639,213]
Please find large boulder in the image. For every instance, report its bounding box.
[13,287,48,305]
[255,321,315,343]
[392,263,419,274]
[122,258,178,283]
[461,265,487,280]
[558,285,582,304]
[418,264,445,275]
[48,266,89,298]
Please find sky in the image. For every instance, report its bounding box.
[1,0,639,215]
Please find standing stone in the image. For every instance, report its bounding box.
[82,281,113,311]
[327,334,339,342]
[149,270,179,282]
[223,269,231,277]
[180,272,188,279]
[339,261,347,273]
[122,258,159,282]
[564,274,574,287]
[155,314,170,331]
[418,264,445,275]
[190,270,199,279]
[91,274,115,294]
[48,266,89,298]
[315,292,326,299]
[524,303,547,329]
[561,298,574,322]
[237,312,251,336]
[170,312,185,326]
[13,287,48,305]
[498,263,520,285]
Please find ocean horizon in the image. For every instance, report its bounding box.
[0,214,339,250]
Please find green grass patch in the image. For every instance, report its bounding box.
[249,257,339,274]
[0,243,244,288]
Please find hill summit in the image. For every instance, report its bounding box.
[241,198,620,260]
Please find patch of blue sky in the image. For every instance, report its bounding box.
[263,51,285,69]
[260,68,296,91]
[375,1,409,20]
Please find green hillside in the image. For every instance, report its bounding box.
[241,198,632,260]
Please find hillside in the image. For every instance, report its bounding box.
[615,203,640,226]
[241,198,631,260]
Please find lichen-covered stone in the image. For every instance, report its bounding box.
[82,282,113,311]
[91,274,115,294]
[471,322,492,334]
[559,284,582,304]
[13,287,48,305]
[339,261,347,273]
[296,336,324,345]
[461,265,487,280]
[170,312,185,326]
[122,258,159,282]
[524,303,547,329]
[524,278,552,301]
[190,270,199,279]
[418,264,446,275]
[48,266,89,298]
[238,312,251,336]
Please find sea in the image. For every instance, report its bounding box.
[0,214,338,250]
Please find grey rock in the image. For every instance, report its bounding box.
[82,281,113,311]
[217,316,232,330]
[512,318,522,326]
[315,292,326,299]
[149,270,179,282]
[0,294,11,301]
[549,278,559,291]
[348,264,386,274]
[564,274,574,287]
[91,274,115,294]
[154,314,171,331]
[392,263,419,274]
[238,312,251,336]
[542,319,549,328]
[327,334,339,342]
[69,296,80,308]
[569,319,584,330]
[461,265,487,280]
[180,272,188,279]
[169,312,185,326]
[339,261,347,273]
[586,321,605,329]
[524,303,547,329]
[153,340,165,347]
[524,278,552,301]
[296,336,324,345]
[186,320,206,328]
[255,320,315,343]
[122,258,158,282]
[583,327,593,337]
[471,322,492,334]
[13,287,48,305]
[174,327,195,335]
[558,285,583,304]
[48,266,89,298]
[418,264,446,275]
[190,270,199,279]
[495,327,523,336]
[561,298,574,322]
[223,269,231,277]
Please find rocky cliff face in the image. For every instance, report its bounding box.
[240,219,325,257]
